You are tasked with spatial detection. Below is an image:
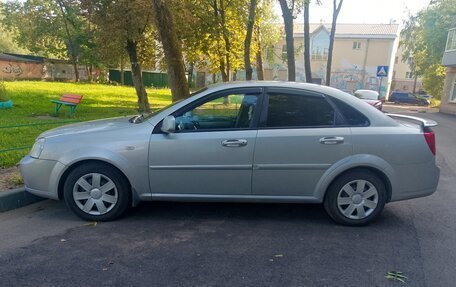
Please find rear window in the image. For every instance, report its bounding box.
[331,97,370,127]
[266,93,336,127]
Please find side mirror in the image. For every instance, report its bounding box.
[161,115,176,133]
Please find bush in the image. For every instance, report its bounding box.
[0,81,9,102]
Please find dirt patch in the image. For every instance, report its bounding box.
[0,167,23,191]
[32,114,59,120]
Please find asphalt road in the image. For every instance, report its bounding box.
[1,105,455,287]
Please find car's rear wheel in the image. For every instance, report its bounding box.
[324,170,386,226]
[63,163,130,221]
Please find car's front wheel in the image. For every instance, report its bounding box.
[63,163,130,221]
[324,170,386,226]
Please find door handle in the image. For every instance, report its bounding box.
[319,136,344,145]
[222,139,248,147]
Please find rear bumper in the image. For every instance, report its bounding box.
[390,162,440,202]
[19,156,66,200]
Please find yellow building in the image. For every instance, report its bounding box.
[263,23,399,97]
[391,44,423,93]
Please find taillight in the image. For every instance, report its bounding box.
[424,129,436,156]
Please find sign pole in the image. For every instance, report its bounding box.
[378,77,383,94]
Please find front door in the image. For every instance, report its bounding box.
[149,88,262,195]
[252,88,353,197]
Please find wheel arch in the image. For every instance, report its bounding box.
[314,155,395,202]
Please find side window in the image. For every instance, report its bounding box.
[174,93,258,131]
[330,97,370,127]
[266,93,336,128]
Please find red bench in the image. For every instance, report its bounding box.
[51,94,83,116]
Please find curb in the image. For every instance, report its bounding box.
[0,186,45,212]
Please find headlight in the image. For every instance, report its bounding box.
[30,138,45,159]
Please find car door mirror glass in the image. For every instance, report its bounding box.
[161,115,176,133]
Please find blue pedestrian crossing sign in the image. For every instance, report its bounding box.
[377,66,389,77]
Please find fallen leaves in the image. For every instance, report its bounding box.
[386,271,407,283]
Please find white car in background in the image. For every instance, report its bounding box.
[354,90,383,111]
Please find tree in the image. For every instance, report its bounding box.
[401,0,456,99]
[325,0,343,86]
[174,0,250,82]
[84,0,152,112]
[278,0,301,81]
[151,0,189,101]
[1,0,92,82]
[244,0,257,80]
[255,0,280,80]
[303,0,311,83]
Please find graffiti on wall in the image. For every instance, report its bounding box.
[1,63,23,76]
[331,68,380,92]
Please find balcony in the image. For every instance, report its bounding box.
[443,28,456,67]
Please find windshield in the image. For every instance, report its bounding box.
[355,90,379,100]
[144,87,208,119]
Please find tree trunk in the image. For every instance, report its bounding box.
[244,0,256,80]
[279,0,295,81]
[188,62,194,88]
[70,59,80,82]
[120,55,125,85]
[326,0,343,86]
[413,73,418,94]
[126,39,150,113]
[151,0,190,101]
[255,25,264,80]
[56,0,79,82]
[219,0,231,81]
[303,2,312,83]
[220,59,229,82]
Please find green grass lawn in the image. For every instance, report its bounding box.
[0,81,172,168]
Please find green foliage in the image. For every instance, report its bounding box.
[82,0,157,69]
[0,81,172,167]
[400,0,456,99]
[0,81,8,102]
[422,64,447,99]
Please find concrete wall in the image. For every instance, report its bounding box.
[43,63,88,81]
[440,66,456,115]
[0,58,89,81]
[0,59,43,80]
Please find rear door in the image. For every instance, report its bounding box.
[252,88,353,197]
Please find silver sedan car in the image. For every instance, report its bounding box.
[19,82,440,225]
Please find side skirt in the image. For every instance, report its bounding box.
[140,193,322,204]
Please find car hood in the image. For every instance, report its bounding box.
[40,117,142,138]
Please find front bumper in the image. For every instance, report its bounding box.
[19,156,66,200]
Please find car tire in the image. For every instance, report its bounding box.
[324,170,386,226]
[63,162,131,221]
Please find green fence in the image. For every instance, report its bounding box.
[0,120,80,154]
[109,70,169,88]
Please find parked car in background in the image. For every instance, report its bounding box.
[389,91,430,106]
[416,90,433,101]
[354,89,383,111]
[19,82,440,226]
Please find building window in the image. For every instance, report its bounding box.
[352,42,361,50]
[406,57,413,64]
[451,80,456,102]
[311,47,328,60]
[405,72,413,79]
[446,28,456,51]
[395,56,398,64]
[393,71,396,79]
